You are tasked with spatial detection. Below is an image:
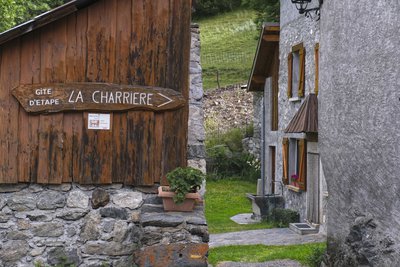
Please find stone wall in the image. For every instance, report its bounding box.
[188,24,206,177]
[0,184,208,267]
[319,1,400,265]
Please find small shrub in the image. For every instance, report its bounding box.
[206,126,260,182]
[166,167,205,204]
[306,246,326,267]
[268,208,300,228]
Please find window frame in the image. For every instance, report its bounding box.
[287,43,306,100]
[282,137,307,191]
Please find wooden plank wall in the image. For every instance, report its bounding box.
[0,0,191,185]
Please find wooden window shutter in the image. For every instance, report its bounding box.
[282,138,289,185]
[287,53,293,98]
[314,43,319,96]
[298,46,306,98]
[298,139,307,191]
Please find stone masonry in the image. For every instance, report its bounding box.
[0,184,208,267]
[188,24,206,176]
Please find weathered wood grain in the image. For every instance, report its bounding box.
[0,0,192,185]
[12,83,186,113]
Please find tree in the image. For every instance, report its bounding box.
[242,0,280,25]
[192,0,242,18]
[0,0,66,33]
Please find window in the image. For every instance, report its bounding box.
[287,43,305,100]
[282,137,306,191]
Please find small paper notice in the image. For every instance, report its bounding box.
[88,113,111,130]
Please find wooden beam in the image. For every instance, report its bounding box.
[263,34,279,42]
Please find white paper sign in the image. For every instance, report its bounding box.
[88,113,111,130]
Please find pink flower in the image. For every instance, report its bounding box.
[291,174,299,180]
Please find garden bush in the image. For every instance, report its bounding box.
[206,126,260,182]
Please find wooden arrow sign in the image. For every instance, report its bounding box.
[12,83,186,114]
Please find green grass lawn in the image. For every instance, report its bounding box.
[208,243,327,266]
[195,9,259,90]
[205,179,275,234]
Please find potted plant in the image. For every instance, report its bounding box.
[158,167,205,212]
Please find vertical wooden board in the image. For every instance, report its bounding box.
[0,48,7,183]
[125,0,154,185]
[72,10,87,183]
[0,41,20,184]
[81,0,116,184]
[63,14,78,182]
[7,40,20,184]
[112,0,132,184]
[161,0,192,177]
[153,113,164,184]
[37,20,67,184]
[27,34,41,183]
[127,112,155,185]
[18,34,35,182]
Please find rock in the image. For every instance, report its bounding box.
[102,184,123,190]
[48,247,80,266]
[100,207,128,220]
[80,213,101,241]
[142,226,163,246]
[37,191,66,210]
[82,241,137,256]
[30,247,46,257]
[91,189,110,209]
[17,219,31,230]
[112,192,143,209]
[48,183,72,192]
[141,204,163,213]
[133,243,208,267]
[32,222,64,237]
[112,221,128,242]
[56,209,89,221]
[7,194,36,211]
[102,219,115,233]
[67,190,89,208]
[143,195,163,205]
[0,196,6,209]
[0,212,10,223]
[6,231,29,240]
[0,240,29,263]
[186,215,207,226]
[187,225,209,242]
[131,211,141,223]
[0,184,28,193]
[66,226,77,237]
[28,184,44,193]
[26,212,52,222]
[141,213,184,227]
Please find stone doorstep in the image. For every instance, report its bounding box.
[289,223,319,235]
[230,213,261,225]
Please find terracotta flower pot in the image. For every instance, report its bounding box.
[158,186,200,212]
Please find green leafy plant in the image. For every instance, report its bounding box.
[268,208,300,228]
[306,246,326,267]
[166,167,205,204]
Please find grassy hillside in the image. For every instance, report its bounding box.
[196,10,259,90]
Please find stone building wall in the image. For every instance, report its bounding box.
[188,24,206,176]
[277,0,321,222]
[319,1,400,265]
[0,25,209,267]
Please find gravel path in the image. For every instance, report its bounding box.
[209,228,326,248]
